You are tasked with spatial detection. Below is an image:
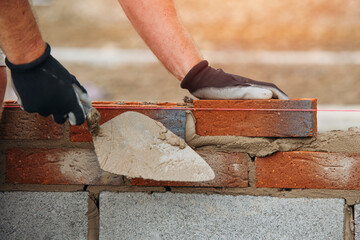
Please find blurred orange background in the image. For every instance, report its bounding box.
[4,0,360,105]
[36,0,360,50]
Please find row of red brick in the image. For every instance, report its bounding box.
[1,99,317,141]
[4,148,360,189]
[3,100,358,190]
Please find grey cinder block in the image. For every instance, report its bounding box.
[355,204,360,240]
[99,192,344,240]
[0,192,88,240]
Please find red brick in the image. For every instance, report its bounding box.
[70,101,187,142]
[129,151,249,187]
[256,151,360,190]
[193,99,317,137]
[6,148,123,185]
[0,102,63,140]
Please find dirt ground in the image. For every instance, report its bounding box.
[5,0,360,105]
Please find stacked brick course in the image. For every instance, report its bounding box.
[0,100,359,239]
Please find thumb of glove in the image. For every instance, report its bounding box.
[72,80,92,115]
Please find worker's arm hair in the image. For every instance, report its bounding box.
[118,0,202,80]
[0,0,46,64]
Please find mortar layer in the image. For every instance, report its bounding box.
[185,112,360,157]
[93,111,214,181]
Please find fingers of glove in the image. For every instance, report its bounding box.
[52,114,67,125]
[192,86,273,100]
[11,85,24,110]
[250,84,289,100]
[68,89,86,125]
[270,88,289,100]
[17,97,24,110]
[68,105,86,125]
[245,78,289,100]
[71,76,88,94]
[72,83,92,115]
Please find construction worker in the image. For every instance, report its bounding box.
[0,0,288,125]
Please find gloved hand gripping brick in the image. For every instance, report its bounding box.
[181,60,289,100]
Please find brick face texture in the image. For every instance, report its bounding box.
[5,148,248,187]
[6,148,123,185]
[0,107,63,140]
[70,102,187,142]
[256,151,360,190]
[3,101,360,192]
[130,151,249,187]
[193,99,317,137]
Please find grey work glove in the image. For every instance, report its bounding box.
[5,43,92,125]
[181,60,289,100]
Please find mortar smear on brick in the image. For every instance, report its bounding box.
[186,111,360,157]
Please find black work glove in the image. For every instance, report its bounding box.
[181,60,289,100]
[5,43,92,125]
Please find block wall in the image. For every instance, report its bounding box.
[0,100,359,240]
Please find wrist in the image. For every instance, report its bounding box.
[6,43,51,71]
[176,57,203,81]
[5,40,46,65]
[180,60,209,92]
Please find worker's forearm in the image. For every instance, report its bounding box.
[118,0,202,80]
[0,0,46,64]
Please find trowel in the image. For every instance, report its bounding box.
[85,107,215,182]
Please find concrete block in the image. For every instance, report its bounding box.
[100,192,344,240]
[356,204,360,240]
[0,192,88,239]
[256,151,360,190]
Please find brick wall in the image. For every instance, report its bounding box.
[0,100,359,239]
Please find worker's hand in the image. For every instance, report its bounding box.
[5,43,92,125]
[181,60,289,100]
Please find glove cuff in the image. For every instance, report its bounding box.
[5,43,51,72]
[180,60,209,92]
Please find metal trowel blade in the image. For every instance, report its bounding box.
[91,111,215,182]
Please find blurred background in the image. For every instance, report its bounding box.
[4,0,360,130]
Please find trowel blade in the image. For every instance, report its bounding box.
[93,111,215,182]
